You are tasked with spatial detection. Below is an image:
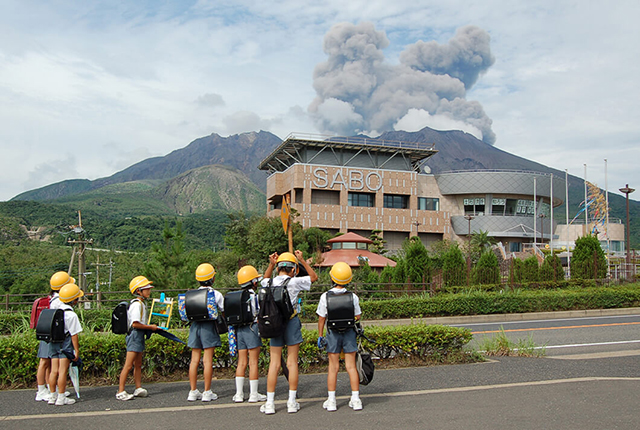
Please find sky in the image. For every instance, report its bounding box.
[0,0,639,201]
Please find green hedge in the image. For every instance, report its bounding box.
[3,284,640,335]
[0,324,471,389]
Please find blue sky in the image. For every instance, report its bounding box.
[0,0,638,201]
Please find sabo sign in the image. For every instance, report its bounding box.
[312,167,383,191]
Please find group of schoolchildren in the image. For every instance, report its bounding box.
[34,250,363,414]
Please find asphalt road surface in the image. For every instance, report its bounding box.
[2,310,640,429]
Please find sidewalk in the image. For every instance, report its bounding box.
[302,307,640,330]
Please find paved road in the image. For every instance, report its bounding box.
[2,310,640,429]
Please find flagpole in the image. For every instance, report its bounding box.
[550,173,554,254]
[605,158,610,278]
[566,169,571,279]
[533,177,537,247]
[584,164,588,231]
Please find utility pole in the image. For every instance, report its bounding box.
[92,257,115,308]
[67,211,93,292]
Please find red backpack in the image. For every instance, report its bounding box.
[30,296,51,329]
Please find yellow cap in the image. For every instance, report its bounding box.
[195,263,216,282]
[330,262,353,285]
[59,283,84,303]
[129,276,153,294]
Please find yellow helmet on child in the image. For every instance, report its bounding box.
[237,265,261,287]
[276,252,298,274]
[50,271,74,291]
[195,263,216,282]
[59,283,84,303]
[129,276,153,294]
[330,262,353,285]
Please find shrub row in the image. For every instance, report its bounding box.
[0,324,471,389]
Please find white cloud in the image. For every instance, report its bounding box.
[395,109,483,140]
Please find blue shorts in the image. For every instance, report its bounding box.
[236,323,262,350]
[270,316,303,347]
[49,335,74,359]
[126,329,146,353]
[326,328,357,354]
[188,320,221,349]
[37,340,50,359]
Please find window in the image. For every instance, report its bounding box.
[312,189,340,205]
[383,194,408,209]
[294,188,303,204]
[348,192,375,207]
[509,242,522,252]
[418,197,439,211]
[491,198,505,216]
[463,197,485,215]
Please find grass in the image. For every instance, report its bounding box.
[477,327,546,358]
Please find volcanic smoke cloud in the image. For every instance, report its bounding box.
[309,23,496,144]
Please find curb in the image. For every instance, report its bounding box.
[302,307,640,330]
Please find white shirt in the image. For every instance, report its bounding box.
[128,299,147,329]
[58,303,83,336]
[261,274,311,308]
[49,292,62,310]
[316,287,361,318]
[198,286,225,313]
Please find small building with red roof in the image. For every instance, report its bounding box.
[314,232,396,269]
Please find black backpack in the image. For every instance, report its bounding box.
[111,301,130,334]
[112,299,142,334]
[357,349,375,386]
[327,291,355,332]
[224,289,254,326]
[257,278,292,338]
[36,308,67,343]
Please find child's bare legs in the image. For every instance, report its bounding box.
[248,347,260,380]
[37,358,51,387]
[56,357,71,394]
[48,358,60,395]
[236,349,248,376]
[189,349,202,391]
[327,353,340,391]
[286,343,300,390]
[266,346,282,392]
[344,352,359,392]
[119,351,139,392]
[133,352,143,389]
[202,347,214,392]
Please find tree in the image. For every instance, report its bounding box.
[571,234,607,279]
[473,250,499,285]
[368,229,388,255]
[522,256,540,283]
[540,253,565,282]
[442,243,465,287]
[403,236,431,284]
[144,220,194,290]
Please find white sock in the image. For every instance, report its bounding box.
[351,390,360,400]
[37,385,46,392]
[328,391,336,401]
[249,379,259,395]
[288,390,297,402]
[235,376,245,395]
[266,391,275,404]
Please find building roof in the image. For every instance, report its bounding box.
[314,249,397,268]
[327,232,373,244]
[258,133,437,174]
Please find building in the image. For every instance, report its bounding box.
[315,232,397,269]
[259,133,624,255]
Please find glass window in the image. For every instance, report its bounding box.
[383,194,408,209]
[418,197,440,211]
[492,198,505,216]
[357,242,367,250]
[348,192,375,207]
[343,242,356,249]
[463,197,485,215]
[509,242,522,252]
[331,242,342,250]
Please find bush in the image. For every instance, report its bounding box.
[0,324,472,389]
[571,235,607,279]
[473,251,499,285]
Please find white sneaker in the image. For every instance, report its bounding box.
[63,391,71,397]
[55,395,76,406]
[349,398,363,410]
[202,390,217,402]
[232,393,244,403]
[116,391,134,401]
[47,393,58,405]
[323,398,337,412]
[260,402,276,414]
[187,389,202,401]
[35,388,51,401]
[248,392,267,403]
[287,399,300,413]
[133,387,148,398]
